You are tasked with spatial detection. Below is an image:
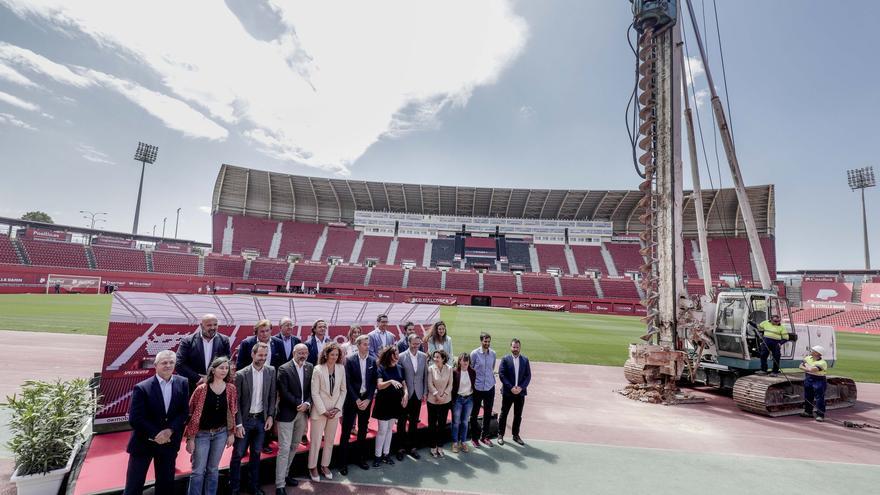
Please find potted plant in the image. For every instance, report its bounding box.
[6,378,95,495]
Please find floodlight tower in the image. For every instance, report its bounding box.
[132,142,158,235]
[847,166,876,269]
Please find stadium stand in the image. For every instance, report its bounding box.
[20,239,89,268]
[430,238,455,266]
[0,235,22,264]
[789,307,843,324]
[605,242,643,275]
[521,273,558,295]
[407,269,441,289]
[368,266,404,287]
[278,221,324,259]
[358,235,392,264]
[599,279,639,299]
[570,245,606,275]
[248,258,289,280]
[203,255,245,278]
[506,240,532,271]
[535,244,567,272]
[228,215,275,256]
[810,309,880,328]
[151,251,199,275]
[322,227,359,261]
[445,270,479,291]
[560,276,598,297]
[396,237,426,265]
[483,272,517,293]
[329,265,367,285]
[289,263,328,283]
[91,245,148,272]
[706,237,753,280]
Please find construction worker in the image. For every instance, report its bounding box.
[757,314,788,376]
[799,345,828,422]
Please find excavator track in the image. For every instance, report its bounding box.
[732,373,857,417]
[624,359,648,385]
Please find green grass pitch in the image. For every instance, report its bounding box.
[0,294,877,382]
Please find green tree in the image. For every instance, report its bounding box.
[21,211,54,224]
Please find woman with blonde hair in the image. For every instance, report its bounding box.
[426,320,453,356]
[184,356,237,494]
[308,342,346,481]
[340,324,361,360]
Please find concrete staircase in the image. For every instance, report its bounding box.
[11,238,29,264]
[324,264,336,284]
[422,239,432,268]
[528,244,540,272]
[243,259,253,279]
[402,268,411,288]
[197,255,205,276]
[268,223,282,259]
[364,266,374,286]
[221,216,233,255]
[284,262,295,282]
[478,272,485,292]
[515,273,523,294]
[599,242,619,277]
[553,276,563,296]
[349,232,364,263]
[84,245,97,269]
[593,278,604,298]
[311,226,329,261]
[564,245,579,275]
[440,270,447,290]
[387,238,399,265]
[145,250,154,272]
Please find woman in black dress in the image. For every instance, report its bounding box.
[372,345,408,466]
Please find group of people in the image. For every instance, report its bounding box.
[123,313,532,495]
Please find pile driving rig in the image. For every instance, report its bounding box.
[622,0,856,416]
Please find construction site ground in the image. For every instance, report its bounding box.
[1,330,878,495]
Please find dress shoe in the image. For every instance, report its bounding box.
[262,446,273,454]
[816,416,825,422]
[513,435,525,446]
[309,469,320,482]
[285,476,299,487]
[276,489,286,495]
[471,439,481,449]
[799,412,813,418]
[452,443,460,453]
[395,450,405,461]
[408,449,421,460]
[481,438,493,447]
[497,437,505,446]
[383,455,395,465]
[460,442,469,453]
[321,466,333,480]
[373,457,382,468]
[339,466,348,476]
[358,461,370,470]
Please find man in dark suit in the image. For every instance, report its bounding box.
[396,321,417,354]
[274,343,312,494]
[398,333,428,460]
[304,319,333,365]
[497,338,531,446]
[237,319,284,370]
[338,335,378,474]
[230,342,276,495]
[270,317,301,368]
[123,350,189,495]
[175,314,231,393]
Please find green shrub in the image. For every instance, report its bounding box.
[5,378,96,476]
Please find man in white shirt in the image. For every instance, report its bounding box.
[367,314,396,359]
[274,344,312,493]
[271,317,302,368]
[339,335,378,474]
[230,342,276,495]
[498,339,531,446]
[398,333,428,460]
[175,314,231,394]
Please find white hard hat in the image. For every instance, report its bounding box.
[810,345,825,355]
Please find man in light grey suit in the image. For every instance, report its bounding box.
[397,333,428,460]
[230,342,276,495]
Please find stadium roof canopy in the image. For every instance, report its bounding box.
[213,164,775,236]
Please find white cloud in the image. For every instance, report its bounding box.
[77,143,116,165]
[0,42,93,87]
[0,90,39,111]
[83,69,228,140]
[0,61,39,87]
[1,0,528,174]
[694,89,710,108]
[684,55,704,87]
[0,112,37,130]
[198,205,212,214]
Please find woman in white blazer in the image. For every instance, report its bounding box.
[308,342,346,481]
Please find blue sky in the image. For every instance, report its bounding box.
[0,0,877,270]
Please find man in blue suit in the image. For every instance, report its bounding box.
[175,314,231,394]
[497,338,531,446]
[270,317,301,368]
[304,319,333,365]
[338,334,378,474]
[237,319,285,370]
[123,349,189,495]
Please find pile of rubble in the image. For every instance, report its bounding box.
[618,384,706,405]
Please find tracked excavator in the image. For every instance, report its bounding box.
[622,0,857,416]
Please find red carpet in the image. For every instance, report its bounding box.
[73,406,434,495]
